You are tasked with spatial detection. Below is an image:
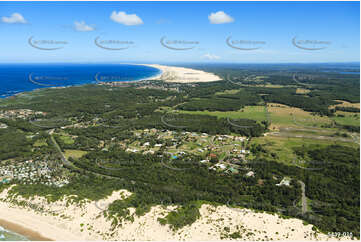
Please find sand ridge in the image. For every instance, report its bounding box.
[0,186,354,241]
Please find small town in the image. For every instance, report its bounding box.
[117,128,253,175]
[0,109,46,120]
[0,159,69,187]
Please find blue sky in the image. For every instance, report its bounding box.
[0,1,359,63]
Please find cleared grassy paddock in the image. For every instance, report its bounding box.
[250,135,358,165]
[329,100,360,109]
[179,103,335,132]
[59,135,75,144]
[267,103,332,129]
[331,111,360,126]
[295,88,310,94]
[179,105,267,122]
[215,89,242,95]
[33,139,48,147]
[64,149,88,159]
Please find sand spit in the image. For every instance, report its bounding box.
[144,64,222,83]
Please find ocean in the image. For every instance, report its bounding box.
[0,64,161,98]
[0,226,28,241]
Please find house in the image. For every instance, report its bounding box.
[0,176,11,184]
[215,163,227,170]
[143,150,155,155]
[227,167,239,174]
[245,171,255,177]
[209,153,217,159]
[276,177,291,186]
[241,149,250,154]
[126,148,138,153]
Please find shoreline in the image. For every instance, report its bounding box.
[0,219,52,241]
[0,188,352,241]
[0,63,218,100]
[0,200,84,241]
[141,64,222,83]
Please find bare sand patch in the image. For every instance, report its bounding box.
[329,100,360,109]
[144,64,222,83]
[296,88,311,94]
[0,186,353,241]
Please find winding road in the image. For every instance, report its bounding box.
[298,180,307,214]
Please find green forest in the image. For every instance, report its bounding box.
[0,65,359,238]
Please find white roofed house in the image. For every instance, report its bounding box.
[245,171,255,177]
[241,149,250,154]
[276,177,291,186]
[215,163,227,170]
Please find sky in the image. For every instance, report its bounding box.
[0,1,359,63]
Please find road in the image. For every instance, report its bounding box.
[298,180,307,215]
[292,74,311,88]
[267,130,355,143]
[49,134,73,168]
[49,132,124,181]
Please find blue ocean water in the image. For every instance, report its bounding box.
[0,64,161,98]
[0,226,28,241]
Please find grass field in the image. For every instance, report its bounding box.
[256,83,285,88]
[250,135,358,165]
[59,135,75,144]
[331,111,360,126]
[267,103,332,129]
[179,103,333,131]
[295,88,310,94]
[329,100,360,109]
[33,139,48,147]
[215,89,241,95]
[64,149,88,159]
[179,105,267,122]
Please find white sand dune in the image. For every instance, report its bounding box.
[144,64,222,83]
[0,187,353,241]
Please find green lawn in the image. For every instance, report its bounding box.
[179,105,267,122]
[59,135,75,144]
[267,104,332,128]
[250,135,358,165]
[64,149,88,159]
[331,112,360,127]
[33,139,48,147]
[215,89,242,95]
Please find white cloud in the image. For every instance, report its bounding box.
[203,53,220,60]
[110,11,143,26]
[208,11,234,24]
[74,21,95,32]
[1,13,27,24]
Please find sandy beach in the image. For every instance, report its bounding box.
[143,64,222,83]
[0,219,51,241]
[0,186,353,241]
